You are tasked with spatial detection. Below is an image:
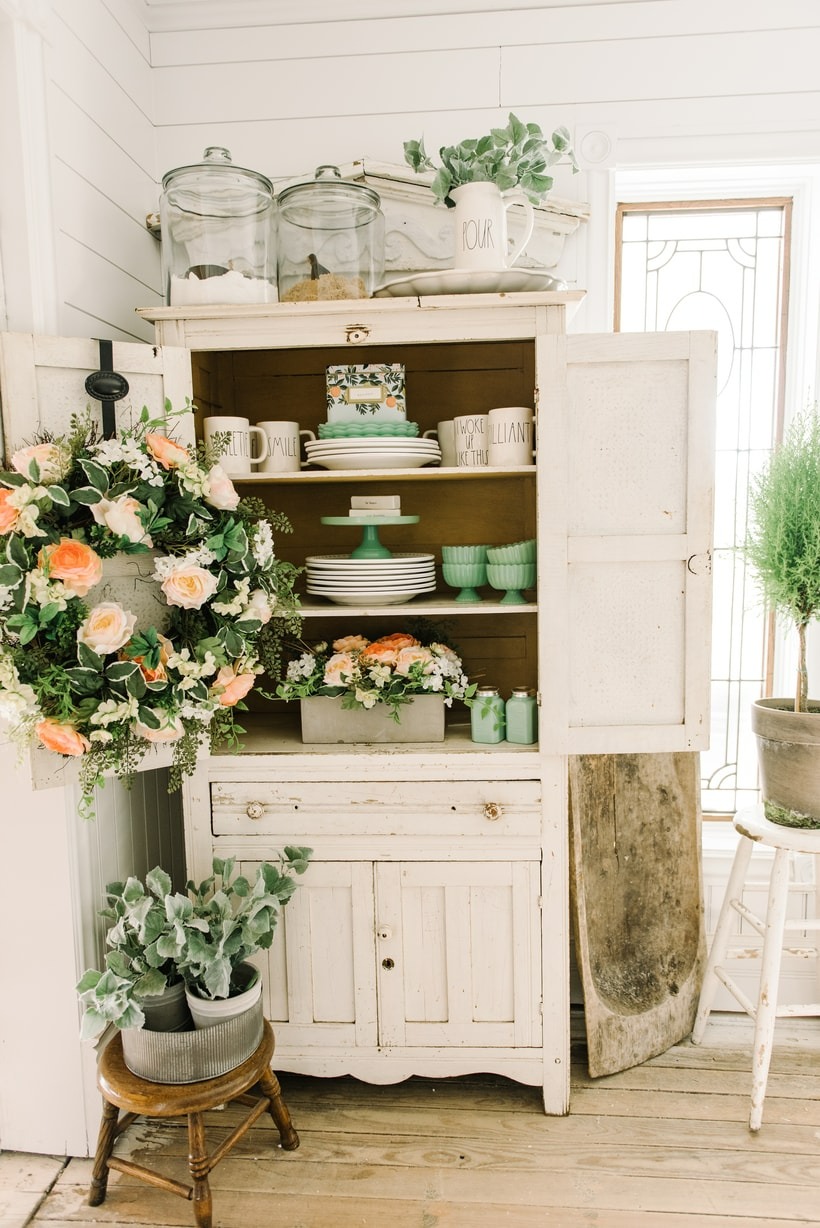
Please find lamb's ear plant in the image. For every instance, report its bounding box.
[76,867,186,1039]
[746,407,820,712]
[403,112,577,208]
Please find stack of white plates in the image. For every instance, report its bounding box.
[304,438,441,471]
[305,553,436,606]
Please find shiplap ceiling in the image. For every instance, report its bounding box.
[135,0,657,31]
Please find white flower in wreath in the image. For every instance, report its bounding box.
[26,569,69,612]
[7,484,48,539]
[251,520,275,567]
[90,495,153,546]
[89,696,140,727]
[78,603,138,656]
[211,577,251,617]
[242,588,274,624]
[166,647,219,685]
[0,655,39,721]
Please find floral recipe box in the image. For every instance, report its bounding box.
[326,363,406,423]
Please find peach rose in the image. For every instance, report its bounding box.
[332,635,369,654]
[160,562,218,610]
[11,442,71,484]
[360,642,400,666]
[0,489,19,534]
[90,495,152,545]
[133,708,185,742]
[211,665,256,707]
[77,603,137,656]
[124,633,174,682]
[395,646,434,675]
[36,718,90,757]
[323,651,358,686]
[145,433,190,470]
[38,539,103,597]
[204,464,240,511]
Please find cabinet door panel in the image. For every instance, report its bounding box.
[247,859,378,1048]
[538,330,715,754]
[375,861,541,1048]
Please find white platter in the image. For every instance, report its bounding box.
[308,452,439,470]
[307,568,435,579]
[307,589,435,606]
[373,268,566,298]
[307,581,437,594]
[306,440,439,450]
[306,553,435,564]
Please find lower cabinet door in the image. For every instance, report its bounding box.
[246,857,542,1052]
[375,861,542,1048]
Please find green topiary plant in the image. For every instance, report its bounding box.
[746,407,820,712]
[403,112,577,209]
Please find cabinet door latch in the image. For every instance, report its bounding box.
[687,551,712,576]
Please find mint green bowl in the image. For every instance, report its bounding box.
[442,560,487,602]
[441,545,489,564]
[486,538,536,564]
[486,562,537,604]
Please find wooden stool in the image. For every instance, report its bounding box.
[89,1019,298,1227]
[691,805,820,1130]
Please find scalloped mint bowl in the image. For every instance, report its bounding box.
[442,560,487,603]
[318,421,419,438]
[486,562,537,604]
[441,544,489,564]
[486,538,536,565]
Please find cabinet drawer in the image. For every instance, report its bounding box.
[211,779,541,841]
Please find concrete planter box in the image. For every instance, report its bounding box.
[300,695,445,743]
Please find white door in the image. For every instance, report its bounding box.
[537,330,716,755]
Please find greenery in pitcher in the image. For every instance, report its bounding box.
[403,112,577,208]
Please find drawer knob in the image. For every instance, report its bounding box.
[246,801,264,820]
[345,324,370,344]
[483,802,503,822]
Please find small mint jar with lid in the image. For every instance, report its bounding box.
[505,687,538,745]
[471,686,506,744]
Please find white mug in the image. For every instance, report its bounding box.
[488,406,534,467]
[450,182,535,272]
[423,421,457,468]
[203,416,269,477]
[454,413,489,468]
[258,421,316,473]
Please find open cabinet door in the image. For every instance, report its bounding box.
[0,332,194,789]
[0,332,194,456]
[537,329,716,1076]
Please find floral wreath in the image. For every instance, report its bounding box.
[0,402,300,815]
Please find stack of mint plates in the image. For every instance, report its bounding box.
[305,552,436,606]
[318,421,420,439]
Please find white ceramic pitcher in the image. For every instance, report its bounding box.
[450,182,535,272]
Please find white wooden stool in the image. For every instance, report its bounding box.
[691,805,820,1130]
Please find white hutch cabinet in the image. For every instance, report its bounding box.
[141,293,715,1114]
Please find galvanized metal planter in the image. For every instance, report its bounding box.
[120,997,264,1083]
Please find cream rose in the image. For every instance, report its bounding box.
[77,603,137,656]
[204,464,240,511]
[11,442,72,485]
[35,717,90,756]
[395,646,434,675]
[323,651,358,686]
[145,433,190,470]
[160,561,219,610]
[211,665,256,707]
[38,539,103,597]
[132,708,185,742]
[90,495,152,545]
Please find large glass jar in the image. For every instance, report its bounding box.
[160,146,276,306]
[275,165,384,302]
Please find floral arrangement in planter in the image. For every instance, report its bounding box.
[275,631,474,719]
[0,403,300,814]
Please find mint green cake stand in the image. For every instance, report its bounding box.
[320,515,420,559]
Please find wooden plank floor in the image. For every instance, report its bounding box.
[6,1014,820,1228]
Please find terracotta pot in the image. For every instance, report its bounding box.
[751,698,820,828]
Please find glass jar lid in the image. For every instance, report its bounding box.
[475,686,501,697]
[162,147,273,218]
[511,687,535,698]
[276,165,382,231]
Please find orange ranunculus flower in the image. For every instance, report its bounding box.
[371,633,419,651]
[360,642,400,666]
[211,665,256,707]
[35,718,90,757]
[145,433,190,470]
[38,539,103,597]
[0,489,19,534]
[123,633,174,683]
